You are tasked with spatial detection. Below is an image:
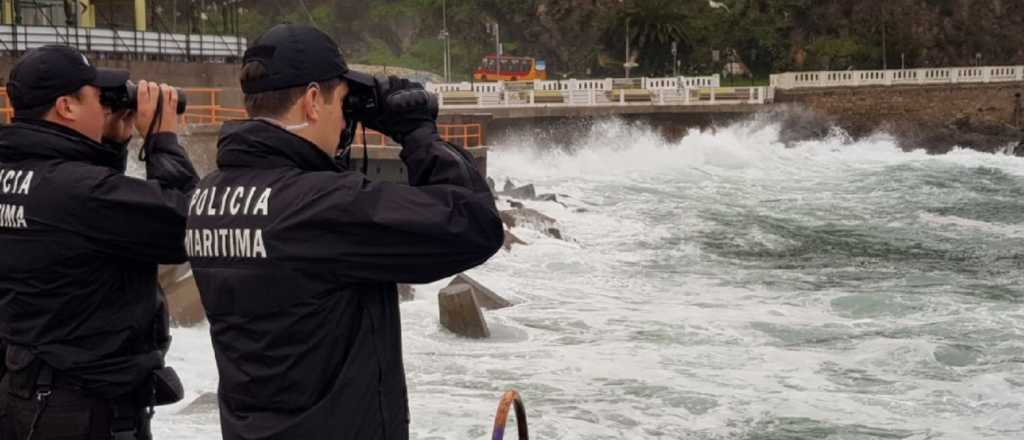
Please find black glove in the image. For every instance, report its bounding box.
[362,76,439,143]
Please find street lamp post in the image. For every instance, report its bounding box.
[440,0,450,82]
[623,21,637,78]
[671,41,678,77]
[494,22,501,79]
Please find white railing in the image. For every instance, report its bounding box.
[0,25,246,58]
[771,66,1024,89]
[435,86,769,109]
[425,74,720,95]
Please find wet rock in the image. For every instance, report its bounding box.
[398,284,415,302]
[503,179,516,192]
[486,177,496,193]
[438,284,490,338]
[545,228,563,240]
[499,210,518,228]
[504,208,557,227]
[508,200,524,209]
[447,273,512,310]
[503,184,536,200]
[573,208,589,213]
[179,392,219,415]
[536,193,558,203]
[503,230,527,251]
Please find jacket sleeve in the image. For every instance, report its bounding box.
[71,134,198,264]
[276,128,504,284]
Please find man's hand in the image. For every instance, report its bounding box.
[102,109,136,144]
[135,80,180,136]
[362,76,437,143]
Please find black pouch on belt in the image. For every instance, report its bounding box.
[151,366,184,406]
[5,345,42,400]
[0,340,7,381]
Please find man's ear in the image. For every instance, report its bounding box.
[303,87,321,124]
[53,96,77,121]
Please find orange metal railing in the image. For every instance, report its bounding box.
[440,124,483,148]
[0,90,12,124]
[0,88,484,147]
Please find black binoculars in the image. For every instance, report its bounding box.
[100,81,188,115]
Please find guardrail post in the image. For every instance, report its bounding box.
[983,68,992,83]
[619,89,625,105]
[529,90,535,105]
[710,88,716,104]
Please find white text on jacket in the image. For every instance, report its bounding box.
[186,186,272,258]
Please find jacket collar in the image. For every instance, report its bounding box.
[216,119,340,172]
[0,119,128,171]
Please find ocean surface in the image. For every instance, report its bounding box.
[153,118,1024,439]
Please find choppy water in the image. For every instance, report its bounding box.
[154,118,1024,439]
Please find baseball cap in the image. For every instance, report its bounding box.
[240,24,375,95]
[6,45,129,110]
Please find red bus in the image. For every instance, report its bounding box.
[473,54,547,81]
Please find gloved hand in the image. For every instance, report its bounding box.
[362,76,439,143]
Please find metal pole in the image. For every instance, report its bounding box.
[12,0,19,53]
[881,15,887,70]
[442,0,448,82]
[495,22,500,79]
[671,41,677,77]
[625,21,630,78]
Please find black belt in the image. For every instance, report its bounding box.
[4,349,150,440]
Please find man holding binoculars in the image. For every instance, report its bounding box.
[187,24,503,439]
[0,45,196,439]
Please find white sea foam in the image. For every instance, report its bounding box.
[153,117,1024,439]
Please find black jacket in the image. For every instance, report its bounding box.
[187,120,503,440]
[0,119,198,398]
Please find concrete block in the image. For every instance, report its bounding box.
[503,229,527,251]
[448,273,513,310]
[158,264,205,327]
[438,285,490,338]
[536,193,559,203]
[179,392,219,415]
[398,284,416,302]
[499,210,518,228]
[506,207,557,227]
[503,184,536,200]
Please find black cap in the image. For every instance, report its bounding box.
[6,45,129,110]
[241,24,374,94]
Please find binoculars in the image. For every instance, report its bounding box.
[100,81,188,115]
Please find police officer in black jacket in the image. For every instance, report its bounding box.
[0,46,197,439]
[186,24,503,439]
